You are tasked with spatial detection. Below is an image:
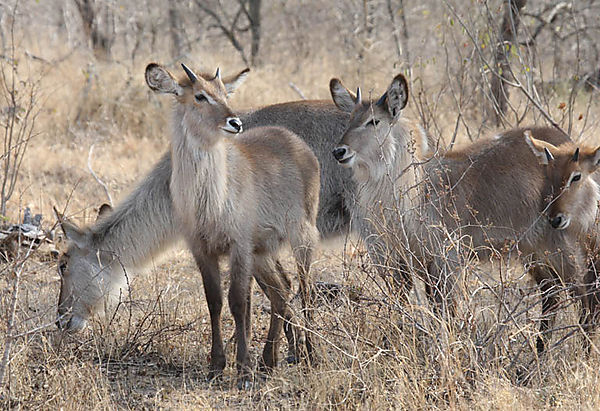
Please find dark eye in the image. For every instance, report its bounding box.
[195,94,207,103]
[366,118,380,127]
[571,173,581,183]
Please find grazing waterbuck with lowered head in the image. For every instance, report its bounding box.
[143,62,320,385]
[331,73,600,349]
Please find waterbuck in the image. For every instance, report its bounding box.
[56,98,352,376]
[524,132,600,349]
[141,62,320,385]
[331,73,600,348]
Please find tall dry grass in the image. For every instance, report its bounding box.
[1,0,600,408]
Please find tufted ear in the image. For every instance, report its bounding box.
[330,78,359,113]
[382,74,409,119]
[54,207,90,249]
[145,63,183,96]
[524,130,558,165]
[223,68,250,96]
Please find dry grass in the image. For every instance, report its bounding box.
[2,1,600,408]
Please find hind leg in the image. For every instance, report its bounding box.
[425,252,459,319]
[228,243,253,388]
[253,254,293,371]
[290,222,319,363]
[578,259,600,351]
[275,260,302,364]
[366,236,414,301]
[245,277,253,341]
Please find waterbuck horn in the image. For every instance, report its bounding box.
[214,67,221,81]
[356,87,362,104]
[544,147,555,163]
[572,147,580,162]
[181,63,198,83]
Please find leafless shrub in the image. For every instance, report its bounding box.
[1,0,600,408]
[0,2,41,218]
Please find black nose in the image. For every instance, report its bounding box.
[550,215,563,229]
[228,118,242,132]
[332,147,347,161]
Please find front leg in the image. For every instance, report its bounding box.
[190,244,225,380]
[228,243,253,388]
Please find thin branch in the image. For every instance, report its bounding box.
[87,144,113,207]
[289,82,306,100]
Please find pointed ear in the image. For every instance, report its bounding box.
[385,74,409,118]
[96,203,113,221]
[145,63,183,96]
[223,68,250,96]
[330,78,358,113]
[593,147,600,168]
[54,207,90,248]
[524,130,558,165]
[584,147,600,173]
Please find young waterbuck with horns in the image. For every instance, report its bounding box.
[143,62,320,384]
[331,74,600,349]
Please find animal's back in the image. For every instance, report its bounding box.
[234,126,320,252]
[428,127,571,246]
[242,101,353,238]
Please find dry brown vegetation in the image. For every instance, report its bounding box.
[1,0,600,409]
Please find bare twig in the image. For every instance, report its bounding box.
[0,263,20,391]
[521,2,571,47]
[87,144,113,207]
[289,82,306,100]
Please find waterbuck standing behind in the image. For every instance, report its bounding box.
[331,74,600,348]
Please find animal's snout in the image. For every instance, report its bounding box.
[332,147,347,161]
[222,117,243,134]
[550,213,570,230]
[332,145,355,166]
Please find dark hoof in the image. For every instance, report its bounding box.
[237,375,256,390]
[515,365,531,386]
[258,356,275,374]
[286,353,300,364]
[206,369,223,383]
[536,336,546,354]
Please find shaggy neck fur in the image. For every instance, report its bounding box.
[354,119,425,239]
[169,109,229,237]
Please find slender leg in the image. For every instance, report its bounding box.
[535,244,585,354]
[533,273,560,354]
[228,244,253,388]
[190,244,225,380]
[276,260,300,364]
[425,253,458,319]
[578,260,600,352]
[253,255,293,371]
[290,222,318,363]
[366,236,414,300]
[245,277,253,342]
